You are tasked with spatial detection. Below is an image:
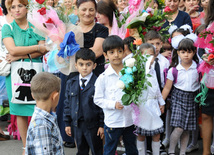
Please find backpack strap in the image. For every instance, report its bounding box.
[172,67,178,84]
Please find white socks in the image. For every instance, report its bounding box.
[137,140,146,155]
[152,141,160,155]
[137,140,160,155]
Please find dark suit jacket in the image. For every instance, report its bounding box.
[63,73,104,129]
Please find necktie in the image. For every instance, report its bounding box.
[81,79,87,90]
[154,58,162,90]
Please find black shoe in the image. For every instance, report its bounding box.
[0,133,10,141]
[64,142,76,148]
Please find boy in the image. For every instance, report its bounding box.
[94,35,138,155]
[25,72,64,155]
[63,48,104,155]
[144,30,169,155]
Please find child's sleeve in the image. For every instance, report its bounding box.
[63,80,72,127]
[94,74,116,109]
[166,68,174,82]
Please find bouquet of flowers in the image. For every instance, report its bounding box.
[117,39,152,106]
[126,6,173,42]
[28,0,83,74]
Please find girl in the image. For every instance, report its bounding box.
[137,43,165,155]
[162,24,192,148]
[162,37,200,155]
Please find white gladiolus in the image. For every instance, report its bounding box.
[125,58,136,68]
[117,80,125,89]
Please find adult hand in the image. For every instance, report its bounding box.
[187,5,199,15]
[6,54,21,63]
[39,44,48,55]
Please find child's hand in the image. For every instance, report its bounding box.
[97,127,104,139]
[65,126,72,137]
[159,105,165,114]
[115,102,124,110]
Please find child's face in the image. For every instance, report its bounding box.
[177,50,195,64]
[75,59,96,77]
[141,48,155,56]
[105,48,124,66]
[146,39,162,56]
[172,31,182,38]
[124,44,132,56]
[201,0,209,9]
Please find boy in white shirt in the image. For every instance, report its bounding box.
[94,35,138,155]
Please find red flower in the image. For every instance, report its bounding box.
[142,31,147,35]
[37,7,46,15]
[35,0,45,4]
[168,38,171,44]
[133,39,142,45]
[45,18,54,24]
[208,53,214,62]
[164,6,172,13]
[149,12,153,17]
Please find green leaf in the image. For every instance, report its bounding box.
[121,94,131,105]
[147,81,152,87]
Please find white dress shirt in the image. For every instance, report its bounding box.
[167,61,200,92]
[151,54,170,89]
[94,65,133,128]
[79,72,93,87]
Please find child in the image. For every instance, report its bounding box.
[25,72,64,155]
[162,38,200,155]
[122,36,136,62]
[161,40,172,61]
[144,30,170,155]
[144,30,170,91]
[137,43,165,155]
[94,35,138,155]
[63,48,104,155]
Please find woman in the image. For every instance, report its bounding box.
[77,0,108,76]
[2,0,47,154]
[185,0,205,31]
[162,0,193,31]
[96,0,118,34]
[116,0,128,13]
[200,0,214,154]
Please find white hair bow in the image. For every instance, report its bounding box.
[168,24,193,35]
[171,33,198,49]
[180,24,193,33]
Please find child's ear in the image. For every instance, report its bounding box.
[52,91,59,101]
[75,63,78,69]
[103,52,108,59]
[93,63,97,70]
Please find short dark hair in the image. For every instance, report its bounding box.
[123,36,136,51]
[75,48,96,63]
[140,43,156,55]
[76,0,97,10]
[144,30,162,42]
[102,35,124,53]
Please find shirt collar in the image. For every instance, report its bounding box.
[34,106,57,123]
[79,72,93,85]
[177,61,197,70]
[105,64,120,76]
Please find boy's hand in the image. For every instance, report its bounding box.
[115,102,124,110]
[159,105,165,114]
[65,126,72,137]
[97,127,104,139]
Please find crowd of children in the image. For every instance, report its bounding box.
[1,0,214,154]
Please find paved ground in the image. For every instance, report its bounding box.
[0,119,203,155]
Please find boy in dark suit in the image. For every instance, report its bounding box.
[63,48,104,155]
